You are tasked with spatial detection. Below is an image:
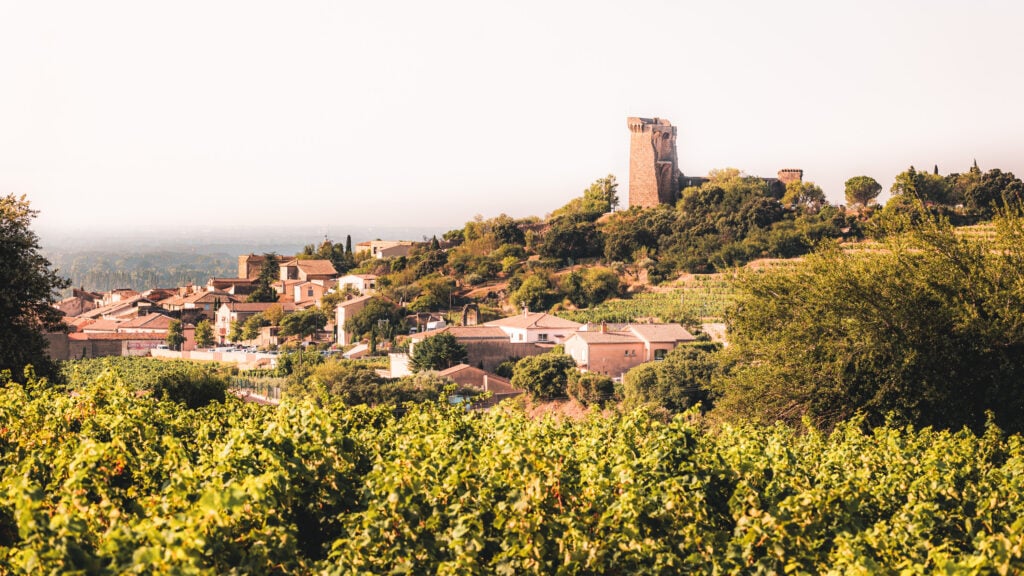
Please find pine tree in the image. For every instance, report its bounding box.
[1,195,70,380]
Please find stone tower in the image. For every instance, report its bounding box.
[777,169,804,185]
[628,117,681,208]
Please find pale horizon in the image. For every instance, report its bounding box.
[3,0,1023,235]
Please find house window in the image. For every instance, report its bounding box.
[307,288,314,297]
[538,333,548,342]
[654,349,667,361]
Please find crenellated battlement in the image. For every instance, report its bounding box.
[628,118,681,208]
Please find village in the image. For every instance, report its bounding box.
[47,237,700,401]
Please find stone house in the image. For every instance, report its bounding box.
[436,364,523,408]
[336,273,378,294]
[293,279,337,308]
[483,311,581,344]
[354,240,415,260]
[563,323,696,379]
[335,294,376,346]
[216,302,297,344]
[404,311,580,373]
[279,259,338,282]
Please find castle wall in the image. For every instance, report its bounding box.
[628,117,680,209]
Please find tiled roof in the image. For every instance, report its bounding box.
[568,331,638,344]
[209,277,256,284]
[119,314,173,329]
[437,363,517,394]
[336,294,376,308]
[485,312,582,330]
[78,296,146,319]
[67,317,96,330]
[295,260,337,276]
[580,322,630,332]
[182,290,233,304]
[568,324,697,345]
[157,295,186,307]
[68,332,166,341]
[223,302,297,313]
[412,325,508,341]
[628,324,695,343]
[82,319,123,332]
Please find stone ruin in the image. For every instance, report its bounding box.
[627,117,802,208]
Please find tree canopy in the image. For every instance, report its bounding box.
[194,319,214,349]
[247,253,280,303]
[0,195,69,380]
[410,333,468,372]
[279,308,328,342]
[511,352,577,399]
[343,297,404,343]
[844,176,882,208]
[165,320,186,351]
[713,208,1024,433]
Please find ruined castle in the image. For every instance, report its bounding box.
[627,117,802,209]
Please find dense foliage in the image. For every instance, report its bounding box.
[3,374,1024,573]
[510,352,576,399]
[60,357,230,408]
[246,253,280,303]
[0,194,70,381]
[409,332,468,372]
[715,208,1024,433]
[556,276,737,323]
[622,343,719,413]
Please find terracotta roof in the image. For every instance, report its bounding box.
[295,260,337,276]
[67,317,96,330]
[412,325,508,341]
[119,314,173,330]
[336,294,376,308]
[438,364,518,394]
[628,324,695,343]
[79,296,147,319]
[568,324,696,345]
[182,290,233,304]
[485,312,582,330]
[580,322,630,332]
[68,332,167,341]
[158,295,186,307]
[141,288,178,301]
[82,319,123,332]
[223,302,297,313]
[209,277,257,284]
[567,331,639,344]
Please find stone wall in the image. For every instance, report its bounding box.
[463,341,550,372]
[777,169,804,186]
[628,117,680,208]
[629,116,803,207]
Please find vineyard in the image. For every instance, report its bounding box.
[2,369,1024,573]
[556,274,738,324]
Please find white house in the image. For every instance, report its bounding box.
[482,311,581,344]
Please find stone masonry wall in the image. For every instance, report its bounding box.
[628,117,680,209]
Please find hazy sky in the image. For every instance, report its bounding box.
[2,0,1022,235]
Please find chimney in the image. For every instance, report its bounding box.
[522,306,529,317]
[600,322,607,334]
